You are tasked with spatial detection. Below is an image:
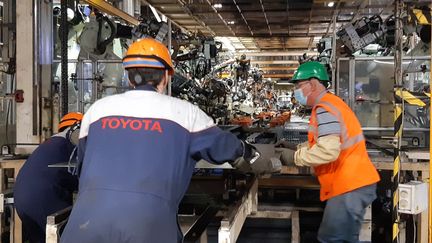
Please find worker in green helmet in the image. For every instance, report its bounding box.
[283,61,380,242]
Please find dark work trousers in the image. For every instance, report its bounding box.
[14,135,78,243]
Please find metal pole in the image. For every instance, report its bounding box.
[429,17,432,243]
[60,0,68,116]
[392,0,403,242]
[331,14,336,89]
[167,19,172,96]
[33,0,39,135]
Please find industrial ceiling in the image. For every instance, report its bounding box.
[145,0,394,50]
[142,0,395,79]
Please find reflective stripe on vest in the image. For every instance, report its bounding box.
[314,101,365,149]
[341,133,365,150]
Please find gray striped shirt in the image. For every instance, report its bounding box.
[316,107,341,137]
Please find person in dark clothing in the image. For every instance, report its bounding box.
[14,112,83,243]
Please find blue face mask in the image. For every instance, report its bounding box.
[294,88,308,105]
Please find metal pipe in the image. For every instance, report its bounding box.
[167,19,172,96]
[348,59,355,108]
[429,18,432,243]
[258,0,271,35]
[60,0,68,116]
[331,14,337,89]
[78,61,84,112]
[324,0,342,37]
[337,56,430,61]
[95,60,124,64]
[91,62,97,103]
[33,0,39,136]
[250,60,298,65]
[235,51,317,56]
[232,0,254,36]
[336,58,340,96]
[122,0,134,16]
[53,59,123,63]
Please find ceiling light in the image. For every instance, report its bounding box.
[161,14,167,22]
[327,1,334,7]
[213,3,222,9]
[227,21,235,25]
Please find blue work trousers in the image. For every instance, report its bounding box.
[318,184,377,243]
[60,190,182,243]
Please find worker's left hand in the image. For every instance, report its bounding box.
[274,139,297,150]
[275,147,295,166]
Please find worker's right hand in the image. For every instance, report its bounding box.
[230,141,257,173]
[231,157,253,173]
[231,143,282,174]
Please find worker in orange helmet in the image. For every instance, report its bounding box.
[287,62,380,242]
[14,112,83,243]
[61,38,275,243]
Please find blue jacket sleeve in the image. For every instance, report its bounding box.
[190,126,244,164]
[188,105,244,164]
[189,106,243,164]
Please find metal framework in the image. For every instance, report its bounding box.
[52,59,124,113]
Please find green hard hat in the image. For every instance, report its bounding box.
[291,61,330,83]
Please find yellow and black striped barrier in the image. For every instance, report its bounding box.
[412,8,431,26]
[392,89,429,242]
[392,99,402,243]
[395,89,430,107]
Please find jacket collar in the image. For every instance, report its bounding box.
[134,84,158,92]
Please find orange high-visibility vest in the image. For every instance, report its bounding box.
[309,92,380,201]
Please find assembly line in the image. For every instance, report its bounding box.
[0,0,431,243]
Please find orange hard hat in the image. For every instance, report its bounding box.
[122,38,174,75]
[59,112,83,132]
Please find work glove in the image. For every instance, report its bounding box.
[66,124,81,146]
[275,147,296,166]
[230,141,258,173]
[274,139,298,165]
[274,139,298,150]
[231,142,282,174]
